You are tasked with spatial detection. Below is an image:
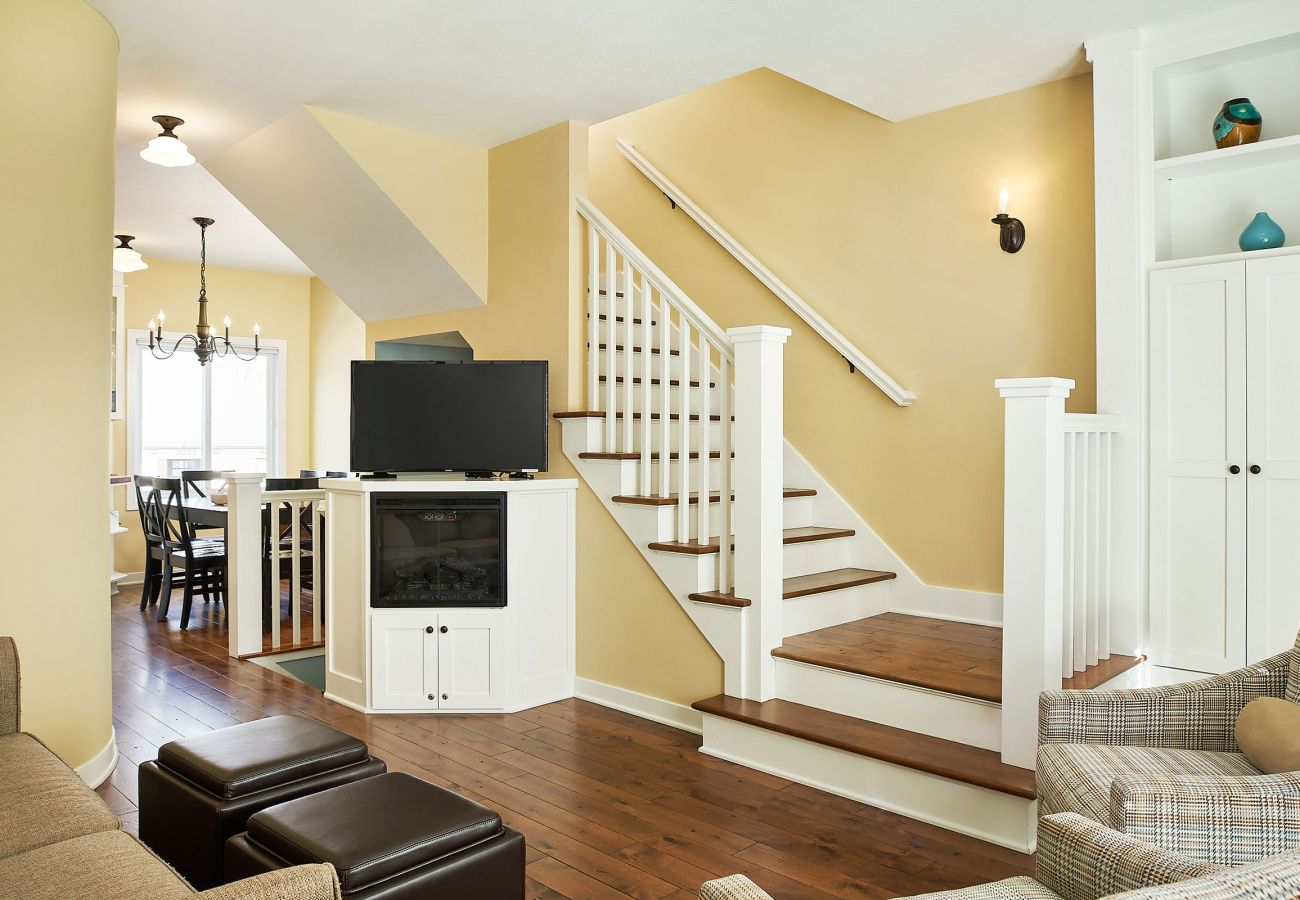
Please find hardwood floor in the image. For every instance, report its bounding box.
[102,588,1033,899]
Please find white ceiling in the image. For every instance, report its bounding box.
[91,0,1249,276]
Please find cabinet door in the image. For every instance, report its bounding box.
[436,613,504,710]
[1149,262,1246,673]
[370,614,438,710]
[1246,256,1300,661]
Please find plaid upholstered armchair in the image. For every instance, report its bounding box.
[1036,631,1300,866]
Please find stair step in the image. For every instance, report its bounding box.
[650,526,855,556]
[691,694,1036,799]
[553,410,730,422]
[613,487,816,507]
[579,450,733,461]
[773,612,1003,702]
[597,376,715,387]
[1061,653,1145,690]
[689,567,895,608]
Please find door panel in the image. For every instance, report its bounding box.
[437,613,504,710]
[1246,256,1300,660]
[370,614,437,710]
[1150,262,1246,672]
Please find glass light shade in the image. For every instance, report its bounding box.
[140,134,195,167]
[113,245,148,273]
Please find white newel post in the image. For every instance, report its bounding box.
[730,325,791,702]
[997,377,1073,768]
[225,473,265,658]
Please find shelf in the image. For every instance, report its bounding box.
[1156,134,1300,181]
[110,525,128,535]
[1151,242,1300,270]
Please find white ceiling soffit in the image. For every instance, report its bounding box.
[205,108,484,322]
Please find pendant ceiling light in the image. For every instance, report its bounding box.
[112,235,148,273]
[139,115,196,167]
[148,218,260,366]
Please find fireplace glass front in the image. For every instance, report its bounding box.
[371,493,505,608]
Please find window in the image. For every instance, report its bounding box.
[127,329,285,495]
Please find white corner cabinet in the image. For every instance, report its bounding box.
[1149,253,1300,672]
[322,476,577,714]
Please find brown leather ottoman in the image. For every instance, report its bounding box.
[138,715,386,890]
[225,772,526,898]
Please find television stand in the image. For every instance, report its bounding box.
[464,470,497,480]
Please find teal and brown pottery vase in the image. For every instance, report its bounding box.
[1239,212,1285,252]
[1213,98,1262,149]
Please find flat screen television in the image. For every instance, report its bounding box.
[350,360,548,474]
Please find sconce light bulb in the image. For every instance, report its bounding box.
[998,186,1009,216]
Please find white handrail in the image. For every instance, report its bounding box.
[575,195,733,359]
[615,139,915,407]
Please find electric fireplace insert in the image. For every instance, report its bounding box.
[371,493,505,608]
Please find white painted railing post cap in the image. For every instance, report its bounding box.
[222,472,266,483]
[727,325,792,343]
[995,377,1075,399]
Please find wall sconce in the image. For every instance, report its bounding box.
[991,186,1025,253]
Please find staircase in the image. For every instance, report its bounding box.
[558,197,1134,854]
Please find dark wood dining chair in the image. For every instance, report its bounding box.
[181,469,225,499]
[147,477,227,630]
[262,477,322,632]
[134,475,165,611]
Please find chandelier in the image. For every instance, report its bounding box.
[148,217,260,366]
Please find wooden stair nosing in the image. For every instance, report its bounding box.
[650,526,856,556]
[691,694,1037,800]
[579,450,734,461]
[688,567,895,607]
[613,487,816,507]
[553,410,730,422]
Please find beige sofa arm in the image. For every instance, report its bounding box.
[1034,813,1222,900]
[198,864,341,900]
[1038,649,1293,751]
[699,874,775,900]
[0,636,18,735]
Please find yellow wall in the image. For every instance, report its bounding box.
[362,121,724,705]
[0,0,118,770]
[309,279,366,471]
[111,261,314,573]
[589,69,1097,594]
[309,107,489,303]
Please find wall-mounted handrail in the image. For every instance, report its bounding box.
[615,139,915,407]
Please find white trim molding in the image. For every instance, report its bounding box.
[574,677,704,735]
[76,726,119,789]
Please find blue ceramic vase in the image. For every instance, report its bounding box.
[1239,212,1285,251]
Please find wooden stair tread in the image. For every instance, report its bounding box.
[553,410,730,422]
[773,612,1004,702]
[689,567,895,607]
[579,450,733,461]
[651,526,856,555]
[614,487,816,507]
[1061,654,1145,690]
[692,694,1036,799]
[597,376,715,387]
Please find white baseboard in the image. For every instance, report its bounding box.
[574,677,704,735]
[322,691,368,714]
[116,571,145,587]
[77,726,119,789]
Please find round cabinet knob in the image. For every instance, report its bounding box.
[440,625,448,634]
[441,693,448,700]
[427,694,434,700]
[425,626,434,634]
[1250,465,1262,474]
[1229,465,1241,474]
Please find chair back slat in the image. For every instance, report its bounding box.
[181,469,225,499]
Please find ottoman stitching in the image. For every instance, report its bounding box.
[224,747,363,792]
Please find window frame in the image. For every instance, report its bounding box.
[126,328,287,508]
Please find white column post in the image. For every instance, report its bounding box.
[730,325,791,701]
[996,377,1073,768]
[225,472,265,658]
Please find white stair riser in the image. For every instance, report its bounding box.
[783,580,894,637]
[781,537,853,578]
[587,417,726,454]
[698,714,1036,853]
[639,495,815,542]
[775,658,1003,752]
[652,534,858,590]
[595,382,717,416]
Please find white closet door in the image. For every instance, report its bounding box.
[1246,255,1300,662]
[1150,262,1246,673]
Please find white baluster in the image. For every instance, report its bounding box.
[658,304,671,498]
[313,498,323,643]
[270,498,282,650]
[623,262,635,453]
[588,224,599,409]
[1100,431,1113,660]
[717,357,732,593]
[225,473,265,658]
[697,341,711,546]
[291,500,302,646]
[1087,432,1101,668]
[604,244,617,450]
[1075,431,1089,673]
[1063,433,1075,678]
[640,284,652,496]
[677,321,692,541]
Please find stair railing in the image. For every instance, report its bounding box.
[224,473,326,658]
[577,196,789,700]
[614,139,915,407]
[996,378,1121,768]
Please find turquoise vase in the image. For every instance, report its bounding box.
[1239,212,1285,251]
